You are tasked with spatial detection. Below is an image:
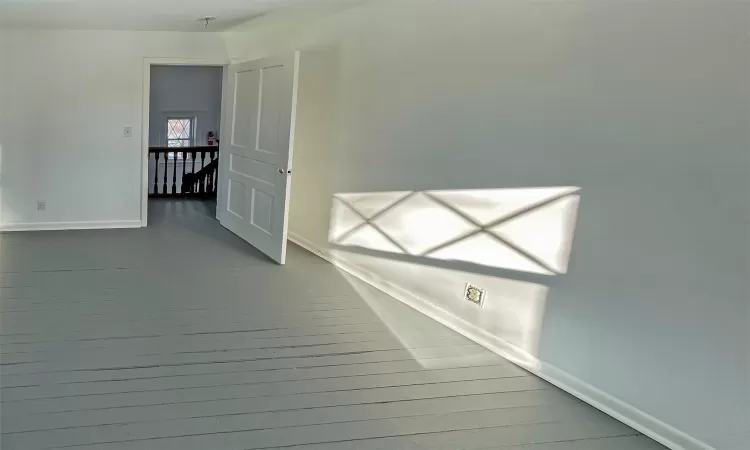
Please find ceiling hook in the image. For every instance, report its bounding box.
[199,16,216,28]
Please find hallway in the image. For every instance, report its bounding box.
[0,200,665,450]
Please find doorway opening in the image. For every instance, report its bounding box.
[140,54,301,265]
[145,64,224,226]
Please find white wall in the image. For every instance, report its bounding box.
[149,65,223,147]
[227,2,750,450]
[0,29,230,228]
[0,31,10,227]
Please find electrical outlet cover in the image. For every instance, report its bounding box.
[464,283,486,306]
[37,201,46,211]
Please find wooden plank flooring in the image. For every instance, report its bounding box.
[0,200,667,450]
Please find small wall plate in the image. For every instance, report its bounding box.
[464,283,486,306]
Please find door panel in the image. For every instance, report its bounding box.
[231,69,260,149]
[258,65,286,153]
[218,53,299,264]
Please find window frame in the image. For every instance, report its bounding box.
[166,116,197,159]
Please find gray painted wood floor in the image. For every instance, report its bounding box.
[0,200,667,450]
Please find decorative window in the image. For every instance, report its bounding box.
[166,117,195,159]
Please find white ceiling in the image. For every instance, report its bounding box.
[0,0,331,31]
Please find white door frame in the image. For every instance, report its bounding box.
[140,57,231,227]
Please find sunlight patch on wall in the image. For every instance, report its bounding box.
[329,187,580,276]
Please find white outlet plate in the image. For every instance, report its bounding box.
[124,127,133,138]
[464,283,486,306]
[37,200,46,211]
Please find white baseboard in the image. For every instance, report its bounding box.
[536,363,715,450]
[1,220,143,232]
[287,232,715,450]
[289,232,326,258]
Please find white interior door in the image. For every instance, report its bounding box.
[218,52,299,264]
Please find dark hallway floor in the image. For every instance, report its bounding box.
[0,200,667,449]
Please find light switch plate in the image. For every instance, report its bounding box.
[124,127,133,138]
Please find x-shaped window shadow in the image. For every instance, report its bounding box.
[329,187,580,276]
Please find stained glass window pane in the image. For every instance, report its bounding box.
[166,118,194,157]
[167,119,192,140]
